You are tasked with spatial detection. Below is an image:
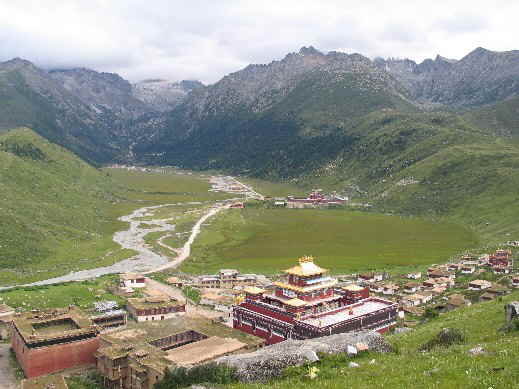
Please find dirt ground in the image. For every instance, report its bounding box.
[0,344,19,389]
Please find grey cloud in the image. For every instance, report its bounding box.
[0,1,516,83]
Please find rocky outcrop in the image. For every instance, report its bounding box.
[375,47,519,108]
[132,79,203,111]
[215,331,392,383]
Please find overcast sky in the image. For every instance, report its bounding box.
[0,1,518,84]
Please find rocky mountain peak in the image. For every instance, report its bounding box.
[299,46,323,56]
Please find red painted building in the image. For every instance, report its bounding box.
[489,249,512,268]
[233,256,398,345]
[11,307,100,378]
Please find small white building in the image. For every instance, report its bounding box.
[120,273,146,289]
[416,292,433,303]
[403,282,421,294]
[406,272,422,280]
[461,266,476,274]
[512,277,519,288]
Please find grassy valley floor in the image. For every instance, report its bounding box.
[180,207,479,275]
[0,129,232,286]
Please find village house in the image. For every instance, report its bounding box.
[195,269,256,289]
[512,276,519,288]
[461,265,476,274]
[286,189,347,209]
[367,282,384,294]
[478,254,491,265]
[402,294,424,307]
[468,279,492,290]
[428,270,455,280]
[460,254,478,263]
[165,276,184,288]
[423,277,454,289]
[120,273,146,290]
[126,294,185,322]
[427,265,449,275]
[358,272,384,284]
[489,249,512,269]
[90,301,127,330]
[417,291,434,303]
[448,263,462,272]
[403,282,421,294]
[233,256,398,345]
[406,272,422,280]
[11,307,100,378]
[493,265,511,275]
[403,306,425,317]
[382,283,400,295]
[430,286,447,295]
[446,294,471,311]
[95,316,263,389]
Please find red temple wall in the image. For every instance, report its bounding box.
[12,330,100,378]
[233,321,285,345]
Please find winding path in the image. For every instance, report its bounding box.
[0,174,262,290]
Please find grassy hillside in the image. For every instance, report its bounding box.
[228,290,519,389]
[288,110,519,242]
[0,135,234,287]
[0,128,130,285]
[464,96,519,137]
[180,207,478,275]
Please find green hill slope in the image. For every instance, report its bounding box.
[228,291,519,389]
[0,128,127,285]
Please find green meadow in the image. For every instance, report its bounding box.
[0,128,232,286]
[0,276,123,311]
[180,207,479,274]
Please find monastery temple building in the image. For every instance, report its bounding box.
[233,256,398,344]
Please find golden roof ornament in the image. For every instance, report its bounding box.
[299,255,314,264]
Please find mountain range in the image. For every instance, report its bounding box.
[2,46,519,239]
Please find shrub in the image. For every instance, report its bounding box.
[154,363,237,389]
[419,328,466,352]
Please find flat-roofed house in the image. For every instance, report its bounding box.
[406,272,422,280]
[95,316,263,389]
[416,291,433,303]
[447,294,471,311]
[120,273,146,289]
[468,280,492,290]
[382,283,400,295]
[127,295,185,322]
[11,307,100,378]
[461,265,476,274]
[402,294,424,307]
[403,282,421,294]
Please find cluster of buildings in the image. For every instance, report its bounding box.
[273,189,348,208]
[8,247,518,388]
[11,274,261,389]
[232,256,398,344]
[353,249,516,317]
[193,269,257,289]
